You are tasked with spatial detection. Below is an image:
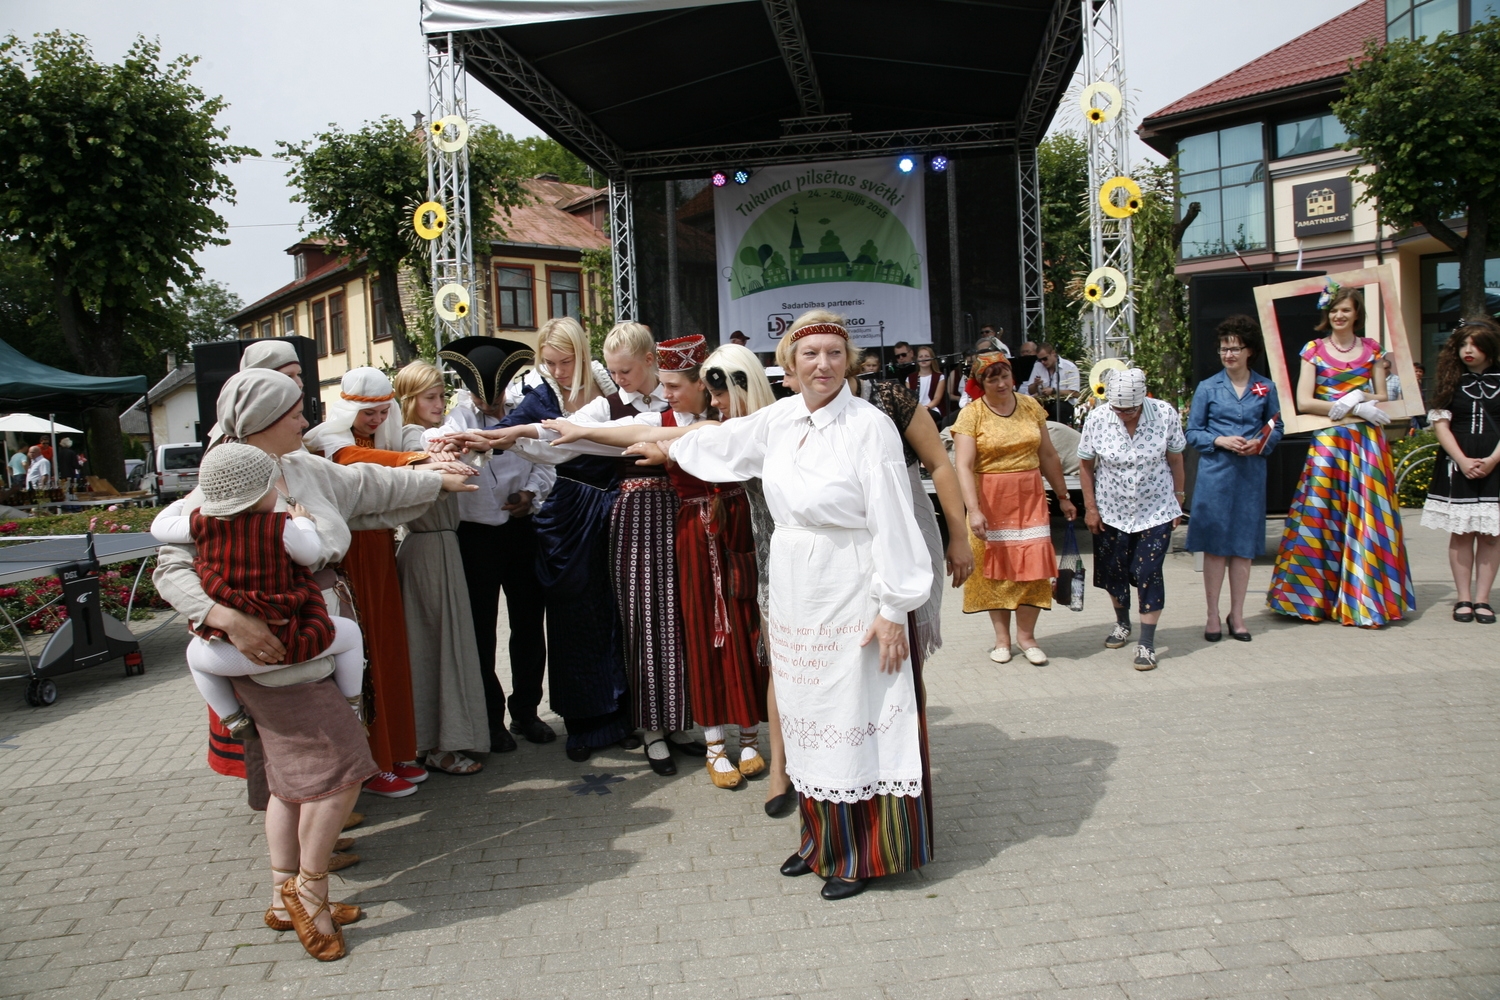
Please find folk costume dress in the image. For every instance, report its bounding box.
[1185,370,1283,558]
[953,392,1057,613]
[304,369,429,773]
[1423,368,1500,536]
[500,364,634,752]
[396,423,491,756]
[668,384,935,880]
[1268,338,1414,626]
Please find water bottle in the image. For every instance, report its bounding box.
[1070,564,1085,611]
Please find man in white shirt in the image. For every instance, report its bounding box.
[433,338,557,751]
[1020,343,1082,424]
[24,446,50,487]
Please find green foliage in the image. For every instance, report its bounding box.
[1335,20,1500,318]
[1390,429,1438,507]
[579,245,614,359]
[1036,131,1089,360]
[161,279,242,346]
[502,135,596,186]
[1131,161,1191,407]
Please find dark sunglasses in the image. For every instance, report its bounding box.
[705,367,748,391]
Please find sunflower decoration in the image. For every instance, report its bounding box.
[1084,283,1104,303]
[1087,107,1106,124]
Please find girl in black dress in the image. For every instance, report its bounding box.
[1423,318,1500,624]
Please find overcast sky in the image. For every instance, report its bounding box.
[2,0,1360,304]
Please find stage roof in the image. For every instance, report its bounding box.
[421,0,1084,177]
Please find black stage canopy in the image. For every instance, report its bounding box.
[422,0,1084,178]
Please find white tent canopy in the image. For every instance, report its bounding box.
[420,0,746,32]
[0,415,83,435]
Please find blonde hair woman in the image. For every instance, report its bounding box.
[390,362,489,775]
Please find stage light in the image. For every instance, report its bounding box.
[929,155,949,173]
[896,155,917,174]
[732,169,751,185]
[711,171,728,187]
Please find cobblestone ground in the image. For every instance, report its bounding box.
[1,515,1496,999]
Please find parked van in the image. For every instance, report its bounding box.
[148,443,202,503]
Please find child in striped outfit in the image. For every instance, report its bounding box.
[153,443,365,733]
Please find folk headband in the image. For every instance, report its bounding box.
[788,322,849,343]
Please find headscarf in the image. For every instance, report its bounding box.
[965,350,1011,402]
[239,340,301,373]
[214,369,304,445]
[303,367,404,457]
[1106,367,1148,409]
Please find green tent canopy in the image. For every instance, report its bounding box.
[0,338,147,411]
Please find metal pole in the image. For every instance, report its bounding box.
[947,162,961,353]
[665,180,680,337]
[48,414,56,488]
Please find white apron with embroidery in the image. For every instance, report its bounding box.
[667,386,932,804]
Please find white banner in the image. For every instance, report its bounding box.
[714,158,930,353]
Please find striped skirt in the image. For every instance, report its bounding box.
[610,477,691,733]
[796,618,933,880]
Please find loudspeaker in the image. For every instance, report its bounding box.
[1189,271,1324,387]
[193,338,322,447]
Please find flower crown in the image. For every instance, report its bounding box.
[1316,278,1342,312]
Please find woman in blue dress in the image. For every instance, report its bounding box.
[1186,315,1283,642]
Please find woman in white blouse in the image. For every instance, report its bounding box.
[1078,368,1186,671]
[664,310,933,901]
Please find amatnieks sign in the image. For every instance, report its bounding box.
[714,158,930,352]
[1291,176,1353,237]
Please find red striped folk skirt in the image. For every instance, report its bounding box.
[796,614,933,880]
[675,487,766,728]
[609,477,690,733]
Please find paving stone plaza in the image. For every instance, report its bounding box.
[2,518,1496,1000]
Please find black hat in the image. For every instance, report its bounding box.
[438,336,534,407]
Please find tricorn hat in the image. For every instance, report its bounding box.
[438,336,535,407]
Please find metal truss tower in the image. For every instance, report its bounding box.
[609,177,638,321]
[426,35,478,350]
[1082,0,1135,359]
[1016,146,1046,345]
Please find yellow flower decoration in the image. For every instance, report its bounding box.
[1084,283,1103,302]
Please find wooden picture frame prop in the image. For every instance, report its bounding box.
[1252,263,1424,434]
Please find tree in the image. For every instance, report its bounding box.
[162,279,243,347]
[1130,162,1191,406]
[505,135,597,186]
[1036,131,1090,360]
[0,32,253,487]
[278,118,534,364]
[1335,20,1500,319]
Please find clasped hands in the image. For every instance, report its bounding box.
[1326,389,1391,426]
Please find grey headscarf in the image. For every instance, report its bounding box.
[214,369,304,445]
[240,340,301,373]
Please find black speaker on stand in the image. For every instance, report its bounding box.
[193,338,323,448]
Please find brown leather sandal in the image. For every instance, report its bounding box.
[265,866,362,932]
[705,745,744,789]
[280,868,347,961]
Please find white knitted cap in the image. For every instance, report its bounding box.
[198,443,281,518]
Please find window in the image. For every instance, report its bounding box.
[281,310,296,336]
[1274,113,1349,158]
[311,299,328,357]
[370,276,390,341]
[1386,0,1461,39]
[328,292,346,353]
[548,268,581,319]
[294,252,307,280]
[239,324,253,340]
[496,266,536,328]
[258,318,274,339]
[1177,123,1267,259]
[1419,251,1500,373]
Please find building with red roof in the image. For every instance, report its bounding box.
[1139,0,1496,373]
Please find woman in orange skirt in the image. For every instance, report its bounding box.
[304,367,471,798]
[953,351,1076,665]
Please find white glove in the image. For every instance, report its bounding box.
[1351,400,1391,426]
[1326,389,1368,421]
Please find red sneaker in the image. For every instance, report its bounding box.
[392,761,429,783]
[363,772,418,798]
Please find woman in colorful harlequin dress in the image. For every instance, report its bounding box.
[1267,287,1414,627]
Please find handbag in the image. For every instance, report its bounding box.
[1053,522,1086,612]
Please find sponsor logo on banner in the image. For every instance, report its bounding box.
[1291,177,1353,237]
[716,158,930,352]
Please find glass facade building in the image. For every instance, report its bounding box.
[1178,124,1268,260]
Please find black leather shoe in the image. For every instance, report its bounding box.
[644,740,677,776]
[820,877,868,900]
[667,736,707,756]
[565,744,592,762]
[780,853,814,877]
[617,734,643,751]
[509,717,557,744]
[764,790,797,818]
[490,727,518,753]
[1203,631,1222,642]
[1229,630,1252,642]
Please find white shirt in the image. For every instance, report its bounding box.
[511,382,670,466]
[570,381,668,425]
[24,456,50,486]
[153,513,323,566]
[667,385,932,625]
[426,392,555,525]
[1019,357,1081,396]
[1077,397,1186,533]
